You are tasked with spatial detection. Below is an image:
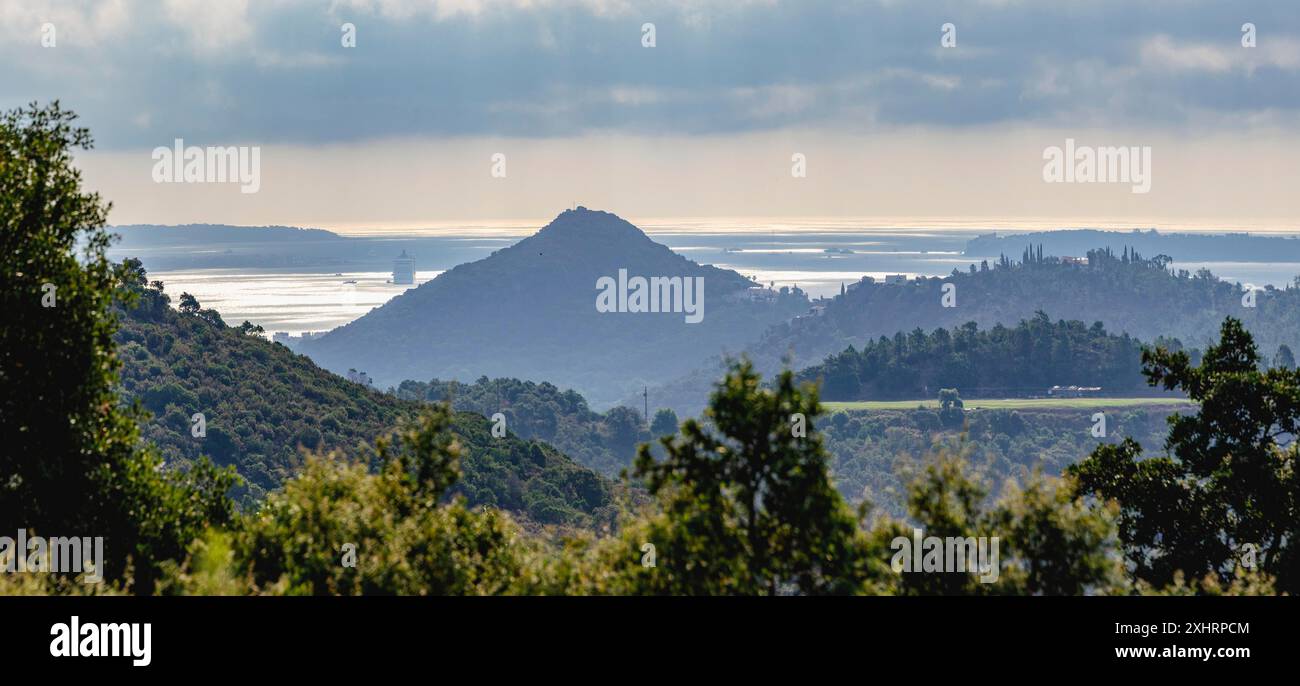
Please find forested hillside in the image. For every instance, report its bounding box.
[824,403,1175,516]
[112,263,616,527]
[796,313,1156,400]
[393,377,650,476]
[965,228,1300,263]
[649,248,1300,415]
[389,369,1179,513]
[763,247,1300,373]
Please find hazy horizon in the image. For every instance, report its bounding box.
[109,214,1300,239]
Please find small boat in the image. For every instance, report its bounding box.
[342,280,358,285]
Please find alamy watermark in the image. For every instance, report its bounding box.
[890,528,1000,583]
[50,616,151,667]
[596,269,704,323]
[1042,138,1151,194]
[1,528,104,584]
[152,139,261,193]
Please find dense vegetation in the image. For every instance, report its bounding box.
[1,103,236,592]
[3,104,1292,597]
[797,312,1153,400]
[112,262,615,527]
[966,228,1300,263]
[393,376,666,477]
[1072,317,1300,594]
[824,402,1173,517]
[784,247,1300,371]
[652,246,1300,416]
[392,373,1177,514]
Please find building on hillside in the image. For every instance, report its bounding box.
[271,331,326,350]
[1061,256,1089,266]
[392,250,415,285]
[884,274,908,285]
[730,286,778,302]
[847,276,875,292]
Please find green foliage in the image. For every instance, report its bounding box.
[155,530,250,596]
[1070,317,1300,593]
[610,360,869,594]
[821,405,1172,517]
[798,312,1150,400]
[178,292,199,314]
[395,376,646,475]
[866,453,1124,595]
[667,246,1300,421]
[1135,567,1277,596]
[0,102,236,592]
[114,285,615,526]
[937,388,964,427]
[650,408,679,437]
[236,407,529,595]
[6,104,1291,597]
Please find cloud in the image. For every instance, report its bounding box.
[328,0,636,22]
[1140,34,1300,75]
[0,0,132,47]
[162,0,253,54]
[2,0,1300,149]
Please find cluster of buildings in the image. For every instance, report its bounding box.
[846,274,912,292]
[731,285,779,303]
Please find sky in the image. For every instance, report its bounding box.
[3,0,1299,233]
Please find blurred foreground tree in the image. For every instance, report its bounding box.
[236,405,528,595]
[590,360,869,594]
[866,453,1123,595]
[1071,318,1297,592]
[0,102,235,592]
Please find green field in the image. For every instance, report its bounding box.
[823,397,1196,412]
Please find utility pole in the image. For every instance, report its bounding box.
[644,386,649,425]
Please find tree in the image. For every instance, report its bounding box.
[178,292,200,315]
[1070,317,1300,592]
[799,316,1147,401]
[237,405,528,595]
[614,360,868,594]
[197,308,224,327]
[866,453,1123,595]
[118,258,171,319]
[601,406,644,454]
[937,388,964,426]
[0,102,236,591]
[649,408,679,437]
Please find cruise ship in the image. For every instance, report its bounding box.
[392,250,415,285]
